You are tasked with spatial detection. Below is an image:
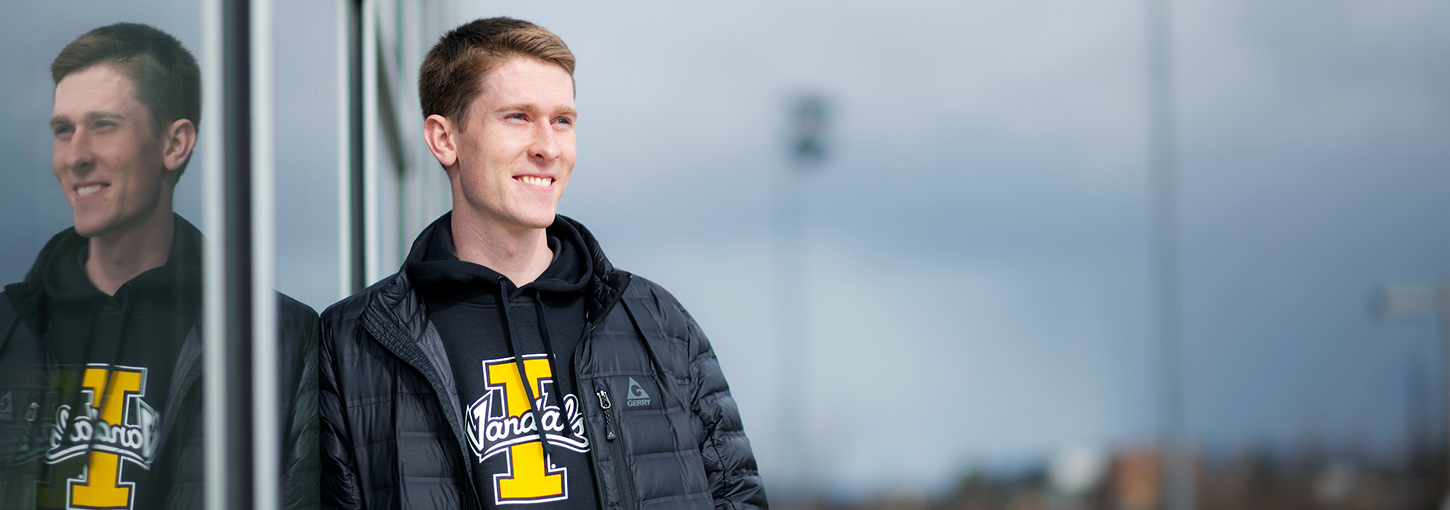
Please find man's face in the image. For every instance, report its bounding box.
[51,65,172,239]
[451,56,577,232]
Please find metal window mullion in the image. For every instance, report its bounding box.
[250,0,281,507]
[341,0,367,295]
[203,0,257,508]
[222,0,257,506]
[362,0,382,284]
[337,0,356,297]
[200,0,228,507]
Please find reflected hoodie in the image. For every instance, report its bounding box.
[0,215,203,510]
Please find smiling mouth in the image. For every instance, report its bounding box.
[76,184,106,197]
[516,176,553,187]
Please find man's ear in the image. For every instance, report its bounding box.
[160,118,197,173]
[424,114,458,168]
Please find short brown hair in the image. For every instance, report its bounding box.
[418,17,574,130]
[52,23,202,179]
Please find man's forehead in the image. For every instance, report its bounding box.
[52,65,142,114]
[473,58,575,109]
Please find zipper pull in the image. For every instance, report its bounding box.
[19,402,40,452]
[596,389,616,441]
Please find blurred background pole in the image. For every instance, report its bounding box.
[1145,0,1193,508]
[778,93,829,507]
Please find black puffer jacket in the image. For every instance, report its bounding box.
[319,215,766,510]
[0,216,320,509]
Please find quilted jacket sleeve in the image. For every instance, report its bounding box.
[669,290,769,510]
[319,307,364,509]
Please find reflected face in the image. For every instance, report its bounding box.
[51,65,171,239]
[451,57,576,232]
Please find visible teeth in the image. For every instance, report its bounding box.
[77,184,104,196]
[518,176,552,187]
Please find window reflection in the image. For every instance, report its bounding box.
[0,11,319,510]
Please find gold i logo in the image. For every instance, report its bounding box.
[484,357,566,503]
[69,365,146,510]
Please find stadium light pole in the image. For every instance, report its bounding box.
[777,93,829,506]
[1145,0,1193,508]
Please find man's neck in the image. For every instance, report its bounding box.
[451,214,553,288]
[85,212,175,296]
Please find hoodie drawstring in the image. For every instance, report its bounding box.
[497,276,557,466]
[82,286,135,453]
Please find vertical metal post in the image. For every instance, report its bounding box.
[211,0,257,508]
[362,0,382,284]
[200,0,227,507]
[345,0,367,293]
[337,0,357,297]
[1146,0,1192,508]
[250,0,280,507]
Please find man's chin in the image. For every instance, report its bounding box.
[72,217,121,239]
[511,207,559,229]
[525,212,558,229]
[72,224,107,239]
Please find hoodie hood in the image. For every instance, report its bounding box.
[404,211,592,298]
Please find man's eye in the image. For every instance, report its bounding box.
[53,126,73,136]
[95,121,117,129]
[506,113,527,121]
[553,117,573,126]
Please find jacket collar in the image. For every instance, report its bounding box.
[370,212,631,340]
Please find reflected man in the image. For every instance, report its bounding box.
[318,17,767,510]
[0,23,318,509]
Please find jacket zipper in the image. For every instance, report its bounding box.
[595,385,637,510]
[575,274,634,510]
[596,388,617,440]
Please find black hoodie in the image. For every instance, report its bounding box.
[404,213,599,509]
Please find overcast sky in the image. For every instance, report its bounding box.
[2,0,1448,501]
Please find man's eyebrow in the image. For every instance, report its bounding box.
[50,111,126,127]
[496,103,577,117]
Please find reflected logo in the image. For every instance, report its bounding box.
[43,365,158,510]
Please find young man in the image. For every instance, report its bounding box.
[0,23,318,509]
[319,17,767,510]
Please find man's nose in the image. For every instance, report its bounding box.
[60,128,94,171]
[528,122,562,162]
